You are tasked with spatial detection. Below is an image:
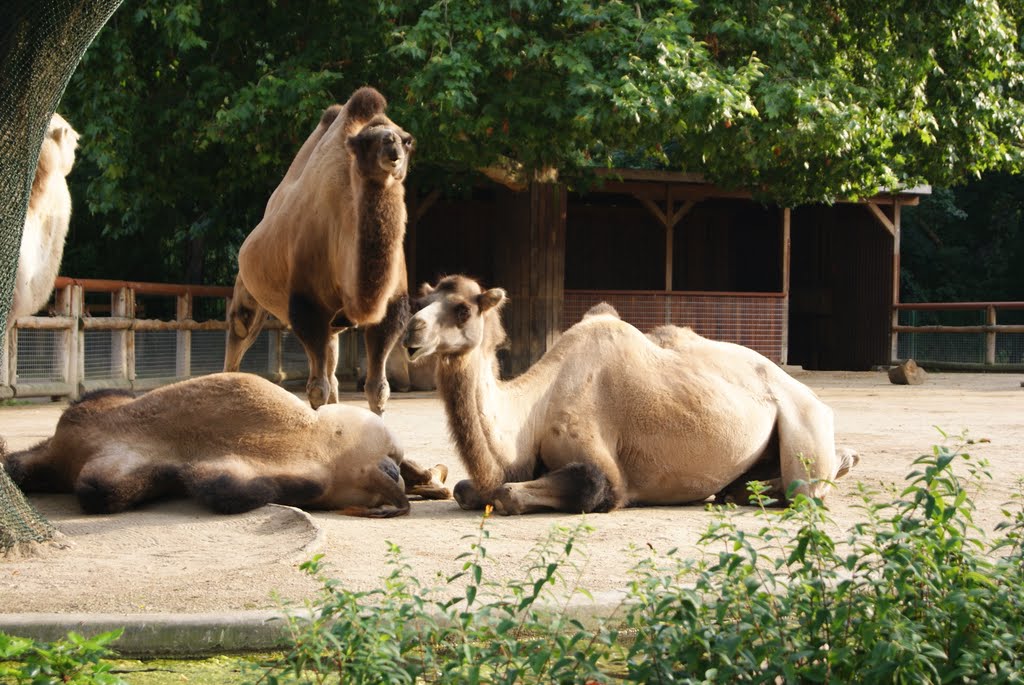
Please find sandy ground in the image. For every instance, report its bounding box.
[1,370,1022,616]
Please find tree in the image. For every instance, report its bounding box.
[381,0,1024,206]
[57,0,1024,283]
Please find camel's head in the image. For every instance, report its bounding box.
[347,115,414,183]
[47,112,79,177]
[404,275,507,361]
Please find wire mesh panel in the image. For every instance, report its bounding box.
[83,329,117,380]
[898,332,987,364]
[239,330,272,375]
[14,329,64,382]
[281,331,311,376]
[190,329,227,376]
[564,290,787,362]
[134,330,178,379]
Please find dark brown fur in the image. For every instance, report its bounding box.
[1,373,450,517]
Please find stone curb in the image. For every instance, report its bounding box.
[0,610,314,657]
[0,591,630,657]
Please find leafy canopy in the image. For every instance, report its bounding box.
[58,0,1024,282]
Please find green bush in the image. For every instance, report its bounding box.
[257,433,1024,684]
[0,629,126,684]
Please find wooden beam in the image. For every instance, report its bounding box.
[890,202,902,362]
[866,201,896,236]
[781,207,791,365]
[638,197,668,227]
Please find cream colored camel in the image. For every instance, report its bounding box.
[8,113,79,330]
[2,373,450,517]
[225,87,414,414]
[403,275,859,515]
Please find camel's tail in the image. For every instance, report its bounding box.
[835,447,860,480]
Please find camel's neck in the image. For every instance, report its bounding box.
[353,179,406,307]
[436,329,556,494]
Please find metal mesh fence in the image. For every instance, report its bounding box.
[14,329,63,382]
[896,307,1024,366]
[1,0,125,551]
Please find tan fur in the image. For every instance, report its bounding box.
[10,113,79,329]
[1,373,450,517]
[405,275,859,515]
[224,87,415,414]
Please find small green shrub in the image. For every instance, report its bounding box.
[257,432,1024,684]
[0,629,126,684]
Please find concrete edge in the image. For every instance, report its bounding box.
[0,610,314,657]
[0,591,633,657]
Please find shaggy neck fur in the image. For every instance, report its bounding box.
[435,310,552,494]
[352,177,406,314]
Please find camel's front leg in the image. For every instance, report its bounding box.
[224,275,269,372]
[400,460,451,500]
[288,292,335,409]
[362,294,410,415]
[491,463,619,515]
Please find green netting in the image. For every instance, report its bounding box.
[1,0,122,552]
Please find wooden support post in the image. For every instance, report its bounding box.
[175,291,192,378]
[781,207,792,365]
[891,203,902,363]
[985,305,997,365]
[55,284,83,399]
[111,287,132,384]
[494,182,567,376]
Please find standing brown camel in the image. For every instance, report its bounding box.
[403,275,858,515]
[224,87,414,414]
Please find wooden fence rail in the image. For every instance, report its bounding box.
[0,277,339,400]
[893,301,1024,368]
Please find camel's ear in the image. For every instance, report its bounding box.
[478,288,507,313]
[418,282,435,297]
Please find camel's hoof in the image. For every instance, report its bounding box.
[307,378,331,409]
[492,484,521,516]
[366,379,391,415]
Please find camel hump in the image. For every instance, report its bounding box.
[344,87,388,123]
[319,104,343,129]
[583,302,619,320]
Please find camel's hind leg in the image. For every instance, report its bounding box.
[362,294,410,415]
[183,458,326,514]
[2,438,66,492]
[777,400,855,501]
[225,275,269,372]
[75,450,185,514]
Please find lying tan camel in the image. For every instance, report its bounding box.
[2,373,450,517]
[403,275,858,515]
[225,87,414,414]
[9,113,79,330]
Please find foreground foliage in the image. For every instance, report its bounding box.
[259,434,1024,684]
[0,629,125,684]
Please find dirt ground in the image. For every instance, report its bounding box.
[1,370,1022,616]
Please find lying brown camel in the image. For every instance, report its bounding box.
[2,373,450,517]
[403,275,859,515]
[9,113,79,331]
[225,87,414,414]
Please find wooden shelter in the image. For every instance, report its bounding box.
[408,171,928,376]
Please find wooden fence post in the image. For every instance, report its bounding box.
[985,305,997,366]
[176,291,192,378]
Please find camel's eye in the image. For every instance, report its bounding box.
[453,302,471,325]
[402,135,414,149]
